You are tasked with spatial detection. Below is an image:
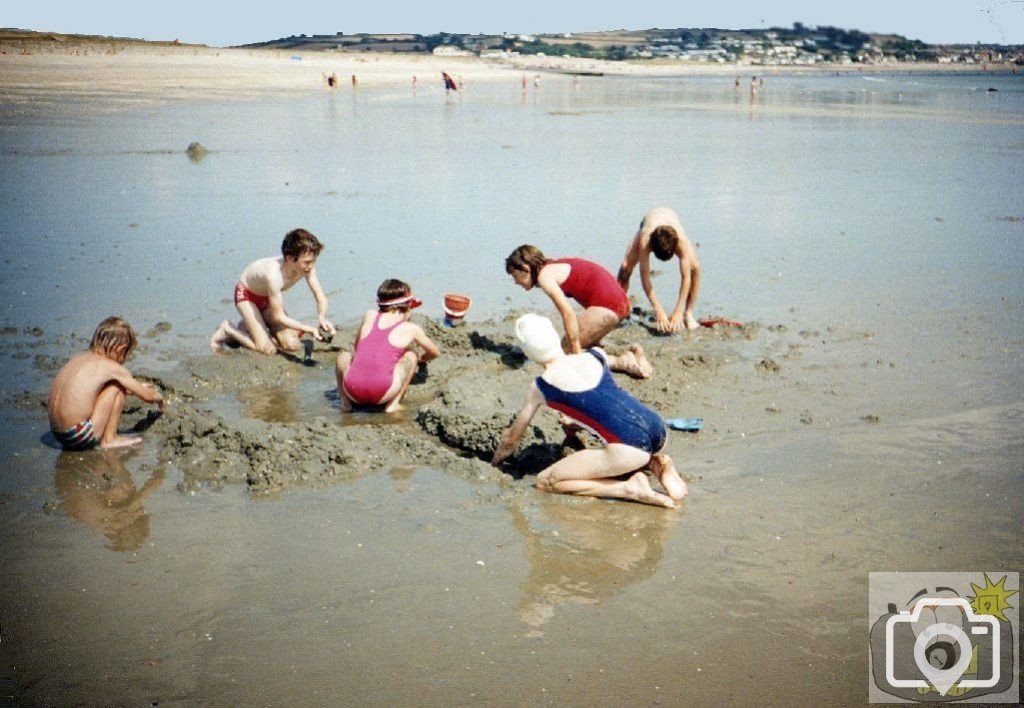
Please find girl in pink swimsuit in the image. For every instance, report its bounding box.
[335,279,441,412]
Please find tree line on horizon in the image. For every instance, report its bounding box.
[243,22,1021,61]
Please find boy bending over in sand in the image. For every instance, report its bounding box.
[491,314,686,509]
[617,206,702,332]
[336,279,440,412]
[48,316,164,450]
[211,228,336,355]
[505,244,652,378]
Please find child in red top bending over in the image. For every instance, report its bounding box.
[505,244,652,378]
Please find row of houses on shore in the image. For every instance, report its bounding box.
[612,32,1020,66]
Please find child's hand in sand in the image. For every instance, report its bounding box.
[666,312,686,333]
[142,383,165,412]
[651,309,684,334]
[318,318,336,340]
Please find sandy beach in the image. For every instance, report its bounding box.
[1,36,1009,105]
[1,46,1021,705]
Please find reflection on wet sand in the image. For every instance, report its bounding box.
[237,385,300,424]
[388,464,417,493]
[54,450,165,552]
[510,498,680,637]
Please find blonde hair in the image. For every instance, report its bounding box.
[90,316,137,360]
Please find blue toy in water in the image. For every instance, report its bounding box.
[665,417,703,432]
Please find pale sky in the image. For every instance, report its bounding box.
[5,1,1023,47]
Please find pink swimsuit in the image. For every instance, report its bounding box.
[342,314,406,405]
[551,258,630,320]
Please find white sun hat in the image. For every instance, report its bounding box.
[515,313,563,364]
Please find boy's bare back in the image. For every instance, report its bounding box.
[636,207,696,259]
[48,352,136,431]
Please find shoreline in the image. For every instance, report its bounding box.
[1,43,1015,99]
[1,46,1014,114]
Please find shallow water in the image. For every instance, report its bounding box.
[1,68,1022,704]
[2,70,1021,433]
[2,71,1022,325]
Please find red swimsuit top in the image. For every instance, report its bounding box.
[550,258,630,320]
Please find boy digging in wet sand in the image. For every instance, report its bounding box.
[48,316,164,450]
[617,206,702,332]
[211,228,336,355]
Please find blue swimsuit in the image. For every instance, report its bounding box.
[535,349,666,453]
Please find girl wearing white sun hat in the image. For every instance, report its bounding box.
[491,314,687,508]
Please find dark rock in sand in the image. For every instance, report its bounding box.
[144,321,172,338]
[186,142,209,162]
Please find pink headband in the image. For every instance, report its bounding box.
[377,294,423,310]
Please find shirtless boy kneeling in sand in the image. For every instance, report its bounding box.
[211,228,336,355]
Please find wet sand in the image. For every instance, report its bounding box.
[1,47,1022,705]
[3,305,1021,704]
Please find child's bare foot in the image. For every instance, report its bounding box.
[624,471,677,508]
[684,313,699,330]
[650,452,688,501]
[383,400,405,413]
[101,435,142,449]
[617,344,654,379]
[210,320,230,352]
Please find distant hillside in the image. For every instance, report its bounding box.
[3,25,1020,65]
[0,28,203,49]
[240,24,1023,65]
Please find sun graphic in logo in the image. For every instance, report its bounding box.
[967,573,1017,622]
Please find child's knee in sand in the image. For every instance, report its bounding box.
[273,328,304,353]
[577,307,621,349]
[394,349,420,380]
